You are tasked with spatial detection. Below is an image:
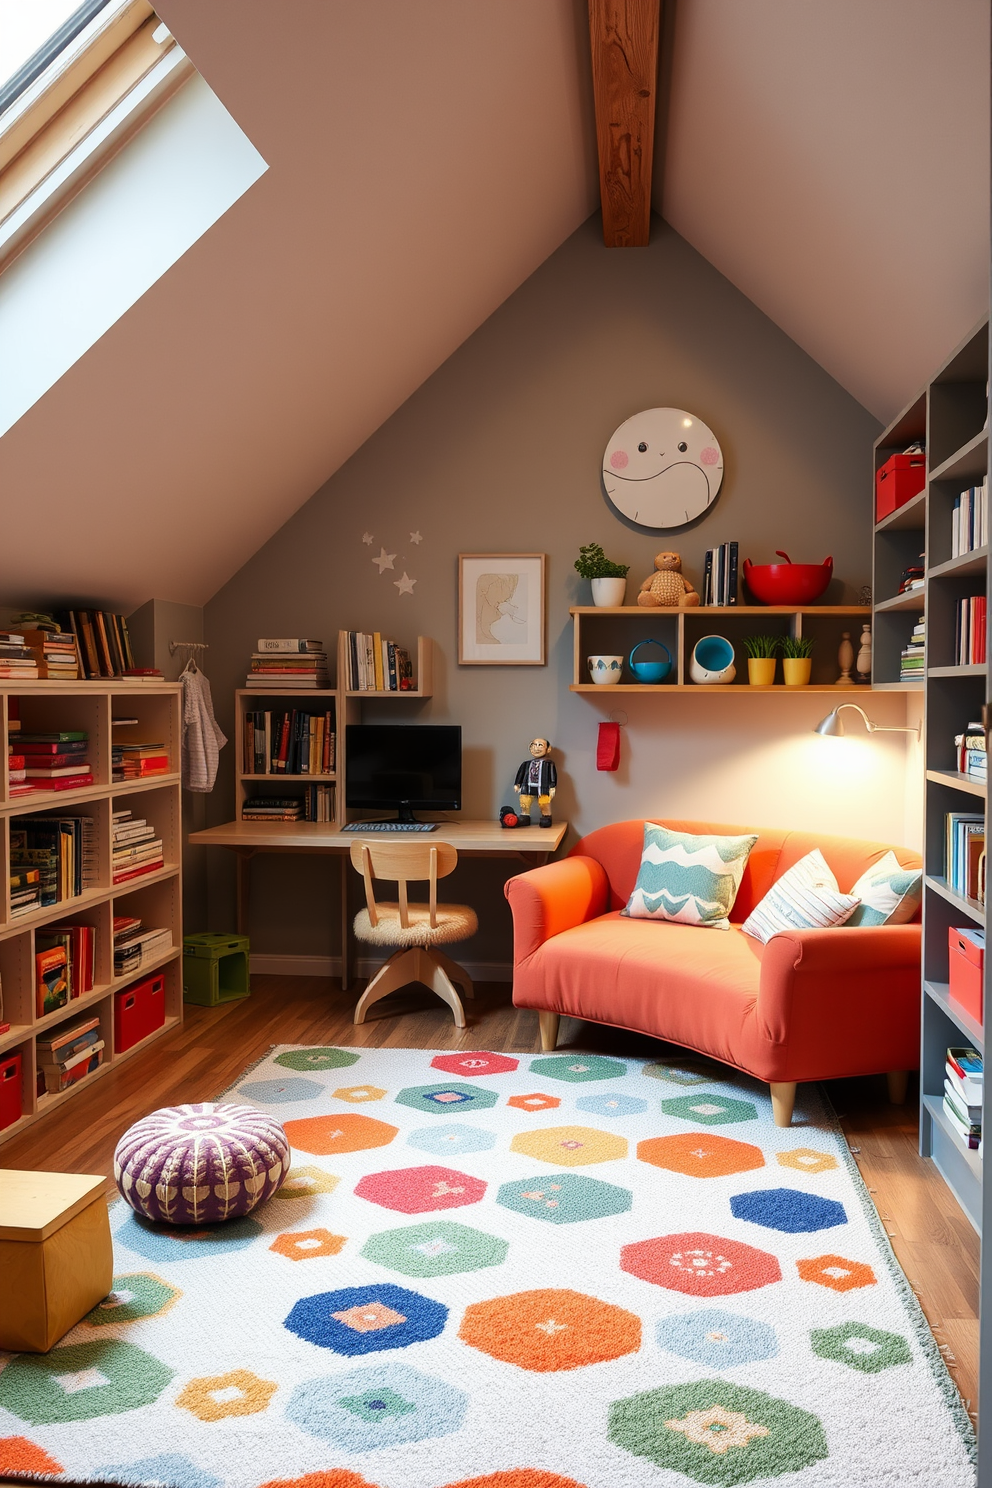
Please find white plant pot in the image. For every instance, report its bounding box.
[591,576,627,607]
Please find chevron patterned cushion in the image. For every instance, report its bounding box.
[114,1102,290,1225]
[621,822,758,930]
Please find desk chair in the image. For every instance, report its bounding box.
[350,839,478,1027]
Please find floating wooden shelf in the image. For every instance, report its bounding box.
[926,769,987,799]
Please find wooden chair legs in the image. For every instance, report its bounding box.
[353,946,467,1028]
[770,1081,796,1127]
[538,1011,560,1051]
[887,1070,909,1105]
[432,948,475,998]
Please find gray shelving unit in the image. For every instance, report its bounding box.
[874,318,989,1472]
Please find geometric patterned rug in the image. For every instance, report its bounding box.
[0,1045,976,1488]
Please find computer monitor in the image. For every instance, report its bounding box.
[345,724,461,822]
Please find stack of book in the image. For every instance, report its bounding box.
[7,746,27,796]
[36,1014,104,1096]
[945,810,985,902]
[956,721,987,783]
[302,784,335,821]
[0,630,39,680]
[17,731,92,794]
[900,616,925,680]
[951,478,989,557]
[247,639,329,689]
[113,916,171,977]
[117,743,170,780]
[955,595,987,665]
[112,810,165,884]
[944,1046,982,1151]
[702,543,739,606]
[244,710,335,774]
[9,867,41,918]
[344,632,414,690]
[11,814,97,906]
[60,610,135,679]
[36,922,96,1001]
[21,628,79,680]
[242,796,303,821]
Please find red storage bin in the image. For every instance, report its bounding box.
[875,452,926,522]
[115,972,166,1053]
[949,926,984,1025]
[0,1052,22,1131]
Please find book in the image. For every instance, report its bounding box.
[17,732,87,744]
[944,1077,981,1128]
[943,1093,981,1148]
[257,639,324,652]
[947,1046,983,1098]
[35,945,69,1017]
[36,1013,100,1060]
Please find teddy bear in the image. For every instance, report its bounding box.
[637,552,700,608]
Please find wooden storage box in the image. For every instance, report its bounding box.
[0,1170,113,1351]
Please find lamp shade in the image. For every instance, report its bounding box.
[814,709,846,738]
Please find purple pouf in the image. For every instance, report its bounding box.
[114,1102,290,1225]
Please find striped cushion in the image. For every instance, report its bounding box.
[846,851,922,926]
[622,822,758,931]
[742,848,860,944]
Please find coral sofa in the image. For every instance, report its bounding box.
[504,819,922,1125]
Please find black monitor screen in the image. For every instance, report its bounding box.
[346,725,461,814]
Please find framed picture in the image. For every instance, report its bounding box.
[458,553,546,665]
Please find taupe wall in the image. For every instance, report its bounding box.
[203,214,899,969]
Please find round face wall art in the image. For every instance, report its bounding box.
[602,407,724,529]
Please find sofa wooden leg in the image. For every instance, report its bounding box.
[887,1070,909,1105]
[769,1081,796,1127]
[538,1012,560,1051]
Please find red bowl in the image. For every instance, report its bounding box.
[742,552,833,605]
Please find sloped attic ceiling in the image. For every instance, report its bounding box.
[0,0,987,611]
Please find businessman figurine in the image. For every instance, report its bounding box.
[513,737,557,827]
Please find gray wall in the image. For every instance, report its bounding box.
[203,214,888,967]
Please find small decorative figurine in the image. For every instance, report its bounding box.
[637,552,700,608]
[514,738,557,827]
[837,631,854,684]
[856,623,872,684]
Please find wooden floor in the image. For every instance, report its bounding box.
[1,973,979,1421]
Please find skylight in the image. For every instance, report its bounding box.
[0,0,110,114]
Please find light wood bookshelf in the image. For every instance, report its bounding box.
[568,604,902,691]
[0,681,183,1148]
[234,634,434,829]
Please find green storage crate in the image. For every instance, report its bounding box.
[183,932,250,1006]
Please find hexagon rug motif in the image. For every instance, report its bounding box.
[12,1043,973,1488]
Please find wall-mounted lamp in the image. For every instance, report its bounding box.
[813,703,921,741]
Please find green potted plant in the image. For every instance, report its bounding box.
[782,634,814,685]
[574,543,630,607]
[743,635,780,686]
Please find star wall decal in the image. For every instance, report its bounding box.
[394,572,416,596]
[410,531,423,544]
[362,532,374,545]
[372,547,396,573]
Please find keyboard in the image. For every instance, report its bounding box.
[344,821,438,833]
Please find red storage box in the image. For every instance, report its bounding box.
[114,972,166,1053]
[949,926,984,1025]
[875,452,926,522]
[0,1052,22,1131]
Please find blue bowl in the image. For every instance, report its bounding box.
[628,639,672,684]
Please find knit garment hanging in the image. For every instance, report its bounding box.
[597,720,621,771]
[181,665,227,791]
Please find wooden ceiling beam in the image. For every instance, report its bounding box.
[588,0,660,247]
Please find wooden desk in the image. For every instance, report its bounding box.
[188,818,567,988]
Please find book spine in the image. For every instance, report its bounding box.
[727,542,738,605]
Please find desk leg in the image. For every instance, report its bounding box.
[235,851,254,937]
[340,857,350,992]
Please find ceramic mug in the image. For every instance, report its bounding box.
[588,654,624,685]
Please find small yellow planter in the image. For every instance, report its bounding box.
[783,658,812,686]
[747,657,777,686]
